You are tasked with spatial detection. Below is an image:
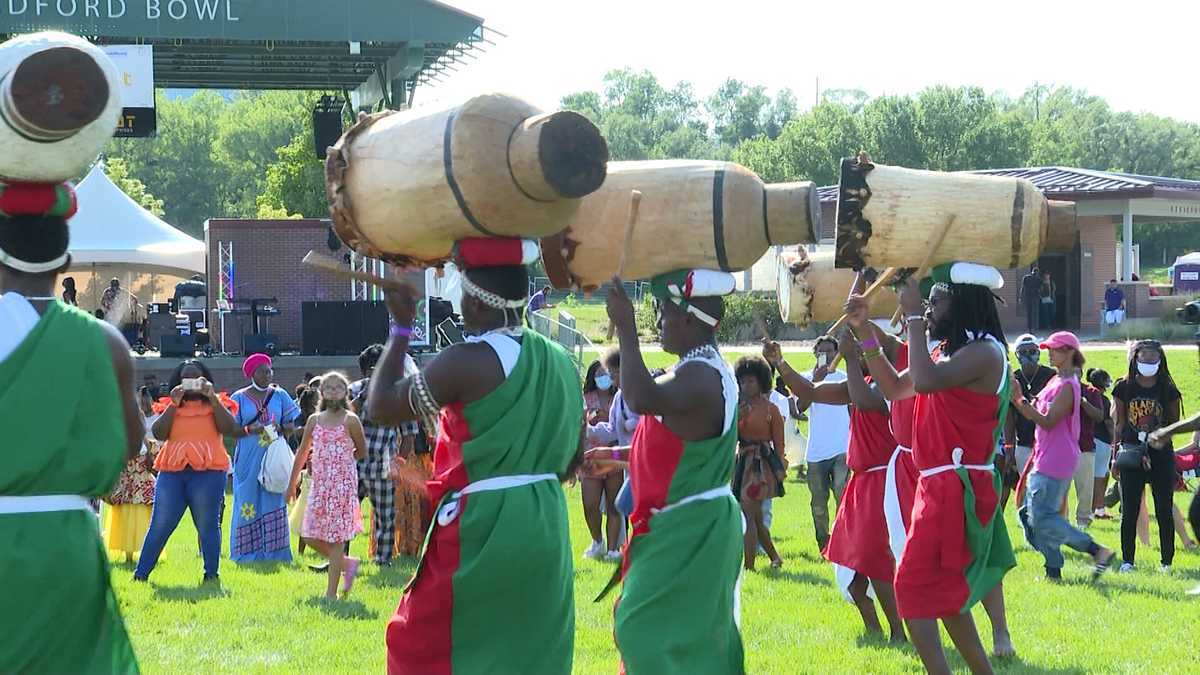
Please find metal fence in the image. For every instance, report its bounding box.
[528,308,594,374]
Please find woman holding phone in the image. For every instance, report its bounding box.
[134,360,239,582]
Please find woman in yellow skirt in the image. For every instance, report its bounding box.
[103,386,158,562]
[368,428,432,560]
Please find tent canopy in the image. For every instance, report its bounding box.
[68,164,206,276]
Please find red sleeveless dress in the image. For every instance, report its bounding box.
[888,343,920,535]
[823,385,897,582]
[894,341,1016,620]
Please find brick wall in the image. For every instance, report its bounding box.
[204,219,353,353]
[1079,216,1117,332]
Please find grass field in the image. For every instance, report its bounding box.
[110,347,1200,674]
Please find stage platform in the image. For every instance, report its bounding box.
[133,353,362,392]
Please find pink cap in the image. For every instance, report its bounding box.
[1039,331,1081,352]
[242,352,272,379]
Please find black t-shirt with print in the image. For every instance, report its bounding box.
[1112,377,1181,446]
[1013,365,1056,446]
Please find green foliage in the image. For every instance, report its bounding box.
[635,291,659,339]
[715,292,781,343]
[256,126,327,219]
[103,157,164,217]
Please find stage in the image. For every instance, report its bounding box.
[133,353,361,392]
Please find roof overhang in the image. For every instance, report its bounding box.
[1075,194,1200,221]
[0,0,484,91]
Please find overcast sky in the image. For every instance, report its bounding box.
[420,0,1199,122]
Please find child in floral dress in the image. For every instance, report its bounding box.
[287,372,367,599]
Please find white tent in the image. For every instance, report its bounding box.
[67,163,205,276]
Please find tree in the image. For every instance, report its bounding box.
[213,90,316,216]
[256,124,328,219]
[707,78,770,147]
[103,156,165,217]
[103,91,225,236]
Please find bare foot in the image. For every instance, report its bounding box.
[889,632,908,645]
[992,632,1016,659]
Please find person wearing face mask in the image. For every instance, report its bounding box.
[580,355,622,561]
[1112,340,1181,573]
[230,353,302,563]
[1006,334,1055,482]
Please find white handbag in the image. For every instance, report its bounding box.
[258,426,295,494]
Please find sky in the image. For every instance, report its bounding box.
[419,0,1200,122]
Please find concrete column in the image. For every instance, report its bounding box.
[1122,200,1134,281]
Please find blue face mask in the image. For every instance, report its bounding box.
[595,374,613,390]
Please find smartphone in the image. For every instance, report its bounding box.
[182,378,202,391]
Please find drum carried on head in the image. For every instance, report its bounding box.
[834,156,1077,271]
[777,248,898,327]
[325,93,609,266]
[541,160,821,289]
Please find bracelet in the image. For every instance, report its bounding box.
[389,321,413,339]
[862,347,883,361]
[859,336,880,351]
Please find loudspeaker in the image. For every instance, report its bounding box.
[302,301,388,355]
[244,333,279,357]
[159,334,196,358]
[313,97,344,160]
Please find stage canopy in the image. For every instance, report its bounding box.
[68,163,206,276]
[0,0,489,110]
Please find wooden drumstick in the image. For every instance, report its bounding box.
[826,266,900,338]
[889,214,957,326]
[301,250,408,291]
[615,189,643,279]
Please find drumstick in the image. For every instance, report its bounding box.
[889,214,957,326]
[615,189,643,279]
[825,266,900,338]
[301,250,408,291]
[825,271,862,371]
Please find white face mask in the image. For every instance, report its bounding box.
[1137,361,1160,377]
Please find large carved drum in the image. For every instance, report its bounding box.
[777,248,898,326]
[0,31,121,182]
[326,93,609,266]
[541,160,820,288]
[834,157,1077,270]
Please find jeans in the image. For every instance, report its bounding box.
[1039,300,1055,330]
[1071,452,1095,526]
[134,468,226,580]
[1020,472,1098,572]
[1118,445,1176,566]
[1023,299,1038,332]
[1093,440,1113,478]
[807,453,849,550]
[1015,445,1033,475]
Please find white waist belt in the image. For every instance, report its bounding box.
[898,445,912,453]
[652,484,734,516]
[918,447,994,479]
[864,465,888,474]
[438,473,558,526]
[0,495,91,514]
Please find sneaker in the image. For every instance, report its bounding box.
[1118,562,1135,573]
[1187,584,1200,596]
[1091,549,1115,580]
[582,540,604,560]
[604,550,622,562]
[1159,564,1172,574]
[309,561,331,573]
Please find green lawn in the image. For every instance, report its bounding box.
[111,347,1200,674]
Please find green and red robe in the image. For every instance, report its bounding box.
[895,338,1016,619]
[0,297,138,674]
[614,348,745,675]
[386,329,582,674]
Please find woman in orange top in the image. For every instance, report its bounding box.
[134,360,239,583]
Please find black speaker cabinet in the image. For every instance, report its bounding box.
[243,333,280,357]
[313,103,344,160]
[302,301,388,355]
[159,334,197,358]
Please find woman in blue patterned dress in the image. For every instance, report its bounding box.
[230,353,300,563]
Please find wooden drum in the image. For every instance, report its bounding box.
[777,249,898,326]
[834,157,1077,270]
[0,31,121,183]
[326,93,609,266]
[541,160,819,289]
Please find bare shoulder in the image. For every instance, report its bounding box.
[97,319,134,375]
